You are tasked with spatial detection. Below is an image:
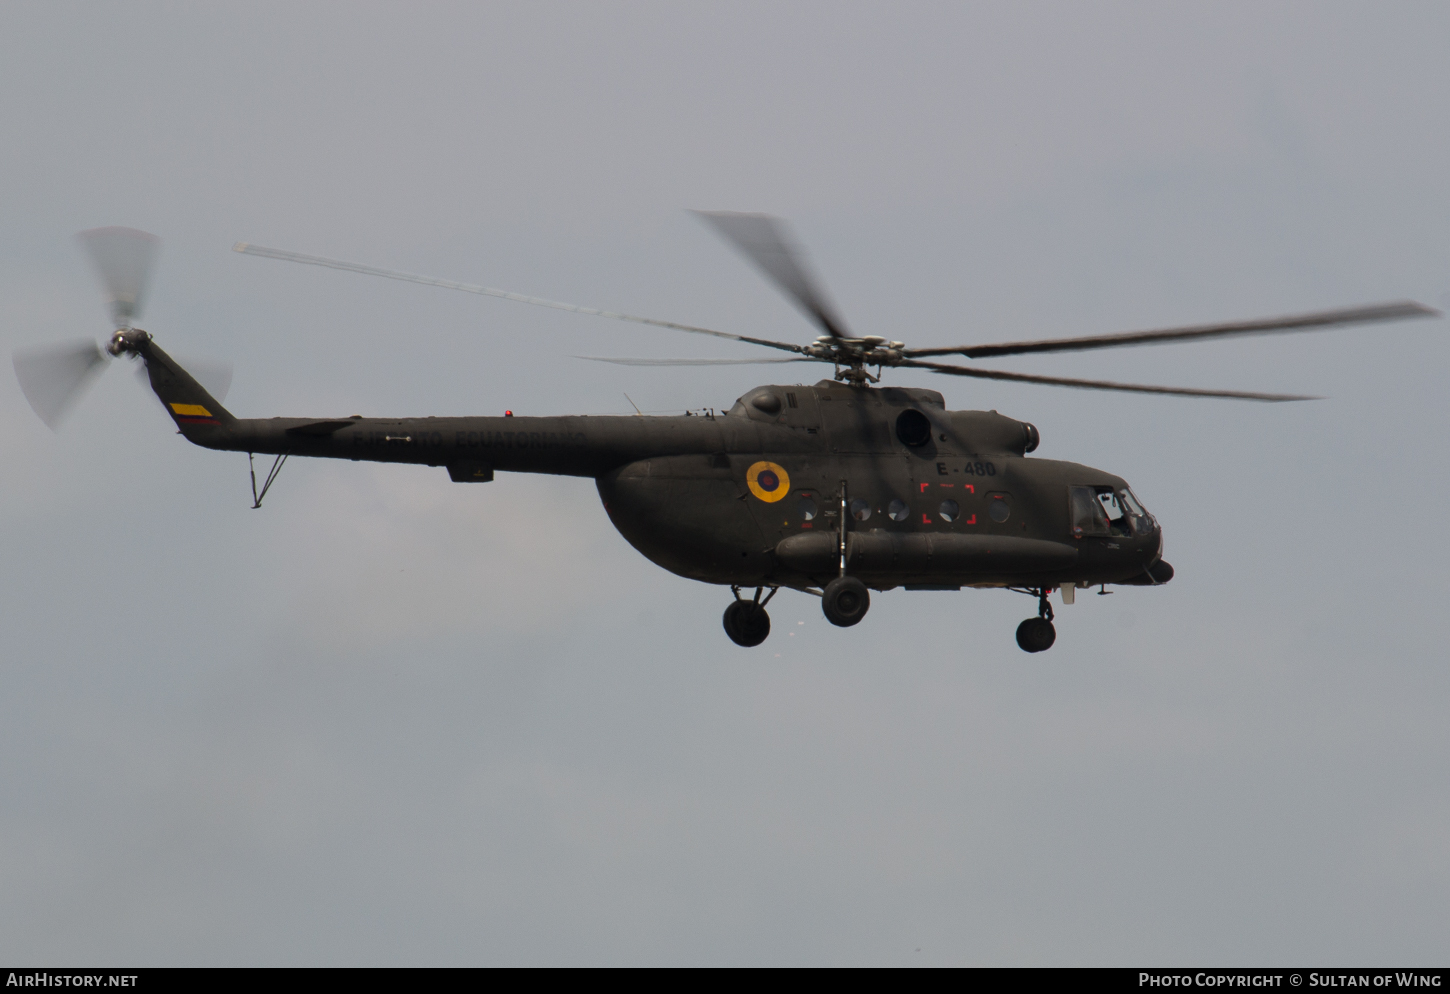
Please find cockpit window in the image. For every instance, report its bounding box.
[1071,485,1155,538]
[1096,489,1130,535]
[1119,487,1156,536]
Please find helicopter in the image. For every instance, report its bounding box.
[13,216,1439,652]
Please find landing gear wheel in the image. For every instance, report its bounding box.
[821,576,871,627]
[1016,617,1056,653]
[723,600,771,647]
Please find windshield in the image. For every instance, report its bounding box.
[1119,487,1155,535]
[1070,485,1156,538]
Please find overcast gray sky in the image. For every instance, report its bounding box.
[2,1,1448,966]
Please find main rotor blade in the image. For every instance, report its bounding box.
[905,301,1439,360]
[898,358,1317,401]
[13,340,110,428]
[234,242,806,355]
[692,211,852,340]
[574,355,817,366]
[77,227,160,329]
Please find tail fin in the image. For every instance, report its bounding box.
[141,341,237,434]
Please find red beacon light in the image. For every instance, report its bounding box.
[504,410,513,417]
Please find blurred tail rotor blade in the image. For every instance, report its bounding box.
[181,356,232,403]
[200,364,232,403]
[134,353,232,402]
[77,227,160,328]
[13,340,110,428]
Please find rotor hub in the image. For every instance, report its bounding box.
[106,328,150,357]
[804,336,909,383]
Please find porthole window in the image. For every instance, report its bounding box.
[989,499,1010,523]
[939,499,960,523]
[798,497,817,521]
[887,498,909,522]
[849,498,872,521]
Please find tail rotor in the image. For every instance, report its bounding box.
[78,226,160,333]
[13,227,167,429]
[12,339,111,429]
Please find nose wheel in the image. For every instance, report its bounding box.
[723,586,776,647]
[1015,587,1057,653]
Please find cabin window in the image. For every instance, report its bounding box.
[939,499,961,523]
[798,497,817,521]
[887,498,910,522]
[849,498,872,521]
[988,497,1010,523]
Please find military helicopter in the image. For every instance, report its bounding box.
[13,217,1438,652]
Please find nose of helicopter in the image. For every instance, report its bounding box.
[1148,514,1171,582]
[1117,554,1174,586]
[1121,487,1172,584]
[1138,521,1173,584]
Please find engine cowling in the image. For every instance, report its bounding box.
[947,410,1040,455]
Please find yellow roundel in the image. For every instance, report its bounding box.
[746,461,791,502]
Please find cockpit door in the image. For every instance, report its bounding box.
[1069,486,1112,538]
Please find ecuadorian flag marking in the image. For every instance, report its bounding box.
[170,402,219,426]
[746,461,790,503]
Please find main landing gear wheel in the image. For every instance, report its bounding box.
[1016,587,1056,652]
[1015,617,1056,653]
[822,576,870,627]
